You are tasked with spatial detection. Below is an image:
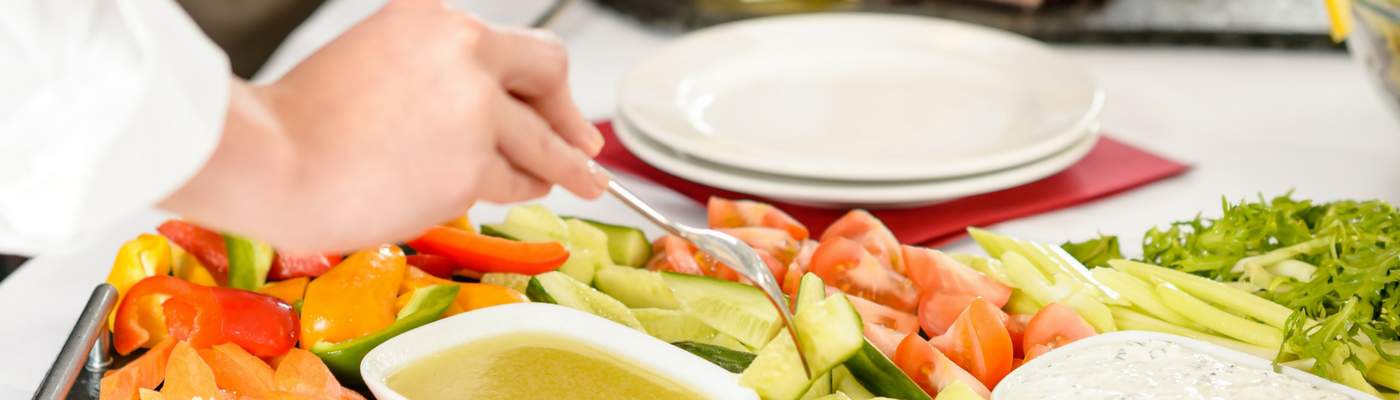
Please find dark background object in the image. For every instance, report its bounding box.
[177,0,328,79]
[595,0,1345,50]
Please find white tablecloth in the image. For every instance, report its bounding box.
[2,0,1397,395]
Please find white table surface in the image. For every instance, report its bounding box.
[3,0,1397,395]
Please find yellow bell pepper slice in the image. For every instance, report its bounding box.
[105,234,172,327]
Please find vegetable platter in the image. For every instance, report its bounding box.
[56,193,1400,399]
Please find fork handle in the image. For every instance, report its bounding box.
[593,163,685,237]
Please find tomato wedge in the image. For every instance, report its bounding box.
[781,240,819,297]
[718,227,800,266]
[892,333,991,398]
[409,226,568,275]
[809,237,918,313]
[930,298,1014,389]
[864,321,906,358]
[645,235,703,275]
[902,245,1011,308]
[707,197,809,241]
[918,292,979,336]
[1006,313,1033,359]
[1022,303,1096,361]
[847,293,919,335]
[821,210,904,274]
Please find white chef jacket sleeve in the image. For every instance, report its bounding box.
[0,0,230,255]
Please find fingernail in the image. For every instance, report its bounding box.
[589,126,606,155]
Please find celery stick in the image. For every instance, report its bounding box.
[1061,289,1116,333]
[1156,282,1283,349]
[967,227,1011,258]
[1368,361,1400,392]
[972,228,1121,304]
[1110,306,1276,359]
[1111,259,1294,329]
[1000,252,1053,305]
[1005,251,1114,332]
[1093,268,1200,329]
[948,252,1012,287]
[1003,289,1041,315]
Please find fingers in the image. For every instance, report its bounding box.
[494,93,606,199]
[474,155,552,204]
[477,28,604,156]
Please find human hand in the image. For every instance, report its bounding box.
[161,0,605,252]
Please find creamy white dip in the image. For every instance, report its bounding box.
[996,338,1352,400]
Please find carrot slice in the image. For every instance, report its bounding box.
[162,341,219,399]
[273,348,342,398]
[198,343,276,397]
[100,340,175,400]
[137,388,164,400]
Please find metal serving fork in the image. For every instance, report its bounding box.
[593,163,811,377]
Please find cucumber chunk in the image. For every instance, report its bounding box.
[526,271,643,331]
[595,266,679,309]
[480,272,530,294]
[740,332,812,400]
[663,272,781,349]
[502,205,567,240]
[633,308,717,343]
[742,293,864,400]
[794,294,864,374]
[933,381,983,400]
[842,341,931,400]
[709,333,753,352]
[800,372,832,400]
[479,223,554,243]
[832,366,877,400]
[813,394,852,400]
[567,217,652,267]
[672,341,756,373]
[796,272,825,313]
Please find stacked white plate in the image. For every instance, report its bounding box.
[616,13,1103,208]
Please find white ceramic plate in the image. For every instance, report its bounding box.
[993,331,1376,400]
[362,303,757,400]
[619,13,1102,182]
[615,116,1100,209]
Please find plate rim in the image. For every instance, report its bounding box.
[613,115,1102,208]
[618,12,1105,182]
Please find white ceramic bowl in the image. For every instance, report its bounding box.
[361,303,758,400]
[992,331,1377,400]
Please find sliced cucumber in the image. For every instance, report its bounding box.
[502,204,567,240]
[831,366,877,400]
[672,341,755,373]
[796,272,825,313]
[742,293,865,400]
[800,372,833,400]
[740,332,812,400]
[933,381,982,400]
[794,294,864,374]
[556,219,611,284]
[842,341,931,400]
[567,217,652,267]
[526,271,643,331]
[479,223,555,243]
[480,272,530,294]
[633,308,717,343]
[708,333,752,352]
[595,266,679,309]
[813,394,852,400]
[662,272,781,349]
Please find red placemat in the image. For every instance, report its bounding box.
[595,121,1189,246]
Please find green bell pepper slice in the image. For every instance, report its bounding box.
[312,283,460,384]
[224,233,274,290]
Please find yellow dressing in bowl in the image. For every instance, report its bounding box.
[386,333,706,400]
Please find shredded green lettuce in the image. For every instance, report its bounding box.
[1134,193,1400,380]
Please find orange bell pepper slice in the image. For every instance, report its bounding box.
[99,339,175,400]
[161,341,220,399]
[259,277,309,305]
[299,245,406,348]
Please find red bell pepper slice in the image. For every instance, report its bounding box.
[408,226,569,275]
[405,254,458,279]
[158,220,228,283]
[114,276,299,357]
[269,253,342,281]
